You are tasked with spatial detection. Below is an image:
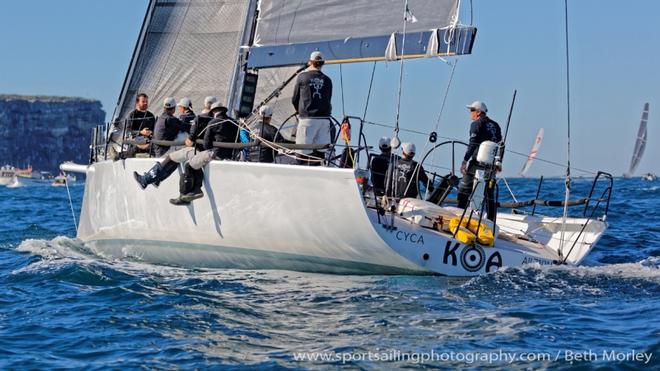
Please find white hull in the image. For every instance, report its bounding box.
[71,159,606,276]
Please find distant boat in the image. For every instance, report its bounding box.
[52,173,76,187]
[15,165,33,179]
[7,177,23,188]
[0,165,16,186]
[519,128,544,177]
[624,103,649,178]
[40,171,54,180]
[642,173,657,181]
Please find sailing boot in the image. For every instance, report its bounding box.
[133,162,162,190]
[152,159,179,188]
[181,168,205,202]
[169,165,196,205]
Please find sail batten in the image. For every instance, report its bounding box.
[625,103,649,177]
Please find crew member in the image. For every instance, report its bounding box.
[169,102,239,205]
[176,97,196,131]
[152,97,189,157]
[457,101,502,221]
[292,51,333,165]
[116,93,155,159]
[369,137,393,196]
[201,96,218,116]
[385,142,433,199]
[246,105,279,163]
[133,100,217,189]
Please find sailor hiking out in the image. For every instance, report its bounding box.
[152,97,190,158]
[133,97,217,190]
[169,101,239,205]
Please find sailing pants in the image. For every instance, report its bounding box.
[295,117,332,155]
[457,163,497,221]
[188,150,214,170]
[168,147,196,164]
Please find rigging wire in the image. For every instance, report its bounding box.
[339,64,346,118]
[64,174,78,234]
[362,62,378,121]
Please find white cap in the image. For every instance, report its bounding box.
[204,96,218,105]
[177,97,192,109]
[378,136,391,150]
[258,105,273,117]
[163,97,176,109]
[310,51,324,62]
[466,101,488,113]
[402,142,416,155]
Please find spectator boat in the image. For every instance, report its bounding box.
[60,0,611,276]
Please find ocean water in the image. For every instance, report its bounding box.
[0,177,658,369]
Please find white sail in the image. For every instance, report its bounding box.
[625,103,649,177]
[519,128,544,177]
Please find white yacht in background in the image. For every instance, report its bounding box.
[0,165,17,186]
[60,0,611,276]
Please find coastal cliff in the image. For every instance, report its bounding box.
[0,94,105,172]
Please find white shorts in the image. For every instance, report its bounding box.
[295,117,332,154]
[168,147,196,164]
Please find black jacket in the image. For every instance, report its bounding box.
[370,153,392,195]
[153,111,188,157]
[248,122,279,163]
[203,112,239,160]
[385,157,431,199]
[188,112,213,152]
[463,115,502,162]
[178,110,195,133]
[292,69,332,118]
[126,109,155,134]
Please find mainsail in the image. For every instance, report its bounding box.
[247,0,475,68]
[625,103,649,177]
[519,128,544,177]
[112,0,252,122]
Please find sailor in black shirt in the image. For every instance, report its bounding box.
[292,51,333,164]
[457,101,502,220]
[116,93,155,159]
[385,143,433,199]
[369,136,393,196]
[152,97,189,158]
[247,105,279,163]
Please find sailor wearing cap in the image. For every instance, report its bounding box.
[369,136,394,196]
[292,51,333,165]
[201,96,218,116]
[385,142,433,199]
[177,97,196,126]
[152,97,190,157]
[457,101,502,221]
[244,105,279,163]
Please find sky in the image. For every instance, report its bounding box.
[1,0,659,178]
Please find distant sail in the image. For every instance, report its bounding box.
[625,103,649,178]
[519,128,544,177]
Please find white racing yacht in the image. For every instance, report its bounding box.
[61,0,612,276]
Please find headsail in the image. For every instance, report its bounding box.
[519,128,544,177]
[247,0,475,68]
[624,103,649,177]
[112,0,252,122]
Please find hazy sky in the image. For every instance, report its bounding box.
[1,0,658,177]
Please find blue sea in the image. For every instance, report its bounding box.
[0,177,658,369]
